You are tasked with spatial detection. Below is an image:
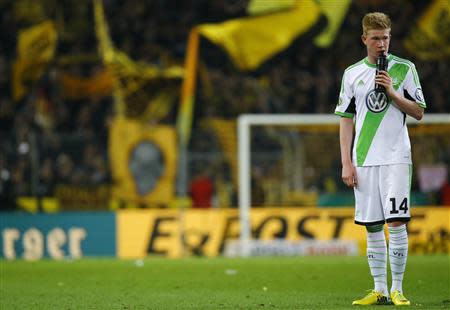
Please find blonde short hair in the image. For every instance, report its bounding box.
[362,12,391,35]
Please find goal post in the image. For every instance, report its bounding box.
[237,113,450,257]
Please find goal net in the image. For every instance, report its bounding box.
[237,113,450,256]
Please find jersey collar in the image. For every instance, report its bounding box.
[364,54,394,68]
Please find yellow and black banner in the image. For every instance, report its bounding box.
[109,118,177,205]
[93,0,183,119]
[404,0,450,60]
[117,207,450,258]
[12,20,57,101]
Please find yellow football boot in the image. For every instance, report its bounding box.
[390,290,410,306]
[352,290,389,305]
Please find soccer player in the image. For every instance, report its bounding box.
[335,12,426,306]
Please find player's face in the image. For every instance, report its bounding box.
[362,28,391,61]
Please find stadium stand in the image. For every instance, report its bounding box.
[0,0,448,210]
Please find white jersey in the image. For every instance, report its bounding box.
[335,54,426,167]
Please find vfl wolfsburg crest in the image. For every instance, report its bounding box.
[366,89,389,113]
[415,87,424,103]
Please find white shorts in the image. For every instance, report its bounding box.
[354,164,412,226]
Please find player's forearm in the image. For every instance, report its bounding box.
[339,118,354,165]
[389,92,424,121]
[376,71,425,121]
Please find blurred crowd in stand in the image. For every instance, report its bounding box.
[0,0,448,210]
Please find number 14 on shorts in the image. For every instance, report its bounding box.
[389,197,408,214]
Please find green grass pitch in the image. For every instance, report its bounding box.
[1,255,449,309]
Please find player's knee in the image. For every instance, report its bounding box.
[366,224,384,233]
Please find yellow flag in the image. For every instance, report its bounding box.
[93,0,183,118]
[198,0,321,70]
[109,118,177,205]
[404,0,450,60]
[247,0,296,15]
[314,0,351,48]
[12,21,57,101]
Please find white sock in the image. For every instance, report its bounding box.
[366,227,388,295]
[389,225,408,293]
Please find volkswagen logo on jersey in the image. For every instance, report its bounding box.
[366,89,389,113]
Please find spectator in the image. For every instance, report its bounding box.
[189,167,214,208]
